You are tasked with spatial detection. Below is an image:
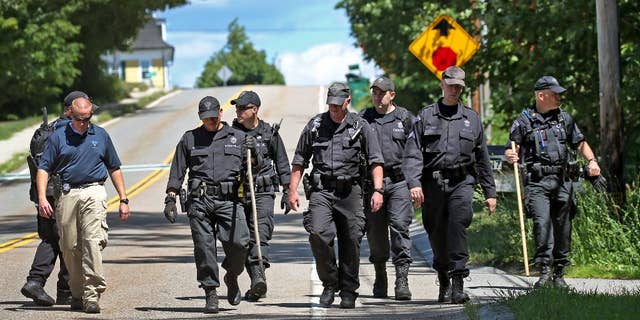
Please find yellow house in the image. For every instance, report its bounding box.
[102,18,174,89]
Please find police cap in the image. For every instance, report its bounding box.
[442,66,466,87]
[534,76,566,93]
[198,96,221,119]
[64,91,89,107]
[326,82,350,105]
[231,90,261,107]
[370,76,395,92]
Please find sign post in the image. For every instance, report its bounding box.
[408,15,480,79]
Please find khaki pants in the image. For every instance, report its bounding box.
[56,185,109,303]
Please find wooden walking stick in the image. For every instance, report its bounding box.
[511,141,530,276]
[247,148,264,273]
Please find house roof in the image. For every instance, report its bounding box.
[131,19,174,61]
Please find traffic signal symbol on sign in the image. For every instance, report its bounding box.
[408,15,480,79]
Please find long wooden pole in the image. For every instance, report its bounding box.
[247,149,264,271]
[511,141,530,276]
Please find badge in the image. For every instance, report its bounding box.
[91,140,99,147]
[230,136,237,144]
[464,120,471,127]
[397,121,404,129]
[348,128,355,137]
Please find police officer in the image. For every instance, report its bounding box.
[359,76,415,300]
[231,90,291,301]
[21,92,78,306]
[288,82,385,309]
[403,66,497,304]
[505,76,600,289]
[163,96,257,313]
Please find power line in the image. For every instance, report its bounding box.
[168,26,348,33]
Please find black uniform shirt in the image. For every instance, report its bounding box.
[508,106,585,165]
[232,119,291,186]
[359,106,415,172]
[403,99,497,198]
[166,123,248,192]
[292,112,384,177]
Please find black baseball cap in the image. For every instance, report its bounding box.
[370,76,395,92]
[64,91,89,107]
[198,96,221,119]
[442,66,466,87]
[534,76,566,93]
[326,82,350,105]
[231,90,261,107]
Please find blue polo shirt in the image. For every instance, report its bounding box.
[39,123,122,186]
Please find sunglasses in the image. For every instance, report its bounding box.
[235,105,255,112]
[72,114,92,123]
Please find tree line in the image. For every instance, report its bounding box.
[0,0,186,120]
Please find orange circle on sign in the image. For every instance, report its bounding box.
[432,47,457,71]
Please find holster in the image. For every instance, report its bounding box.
[179,188,188,212]
[302,173,311,199]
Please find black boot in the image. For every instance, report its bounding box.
[437,272,451,303]
[56,289,72,305]
[204,287,219,314]
[339,291,357,309]
[451,274,469,304]
[244,264,267,301]
[224,273,242,306]
[21,281,55,306]
[552,266,569,289]
[372,263,388,298]
[319,285,335,307]
[394,264,412,300]
[534,265,552,288]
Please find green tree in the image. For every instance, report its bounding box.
[197,19,285,87]
[0,1,82,119]
[0,0,186,120]
[337,0,640,167]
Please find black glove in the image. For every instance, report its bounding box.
[244,135,257,151]
[281,188,291,214]
[164,194,178,223]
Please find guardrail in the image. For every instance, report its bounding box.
[0,163,171,182]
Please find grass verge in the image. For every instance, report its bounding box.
[498,286,640,320]
[0,116,42,140]
[0,152,28,175]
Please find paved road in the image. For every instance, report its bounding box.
[1,86,637,319]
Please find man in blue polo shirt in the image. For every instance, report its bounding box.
[37,94,130,314]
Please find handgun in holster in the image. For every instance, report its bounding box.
[302,173,311,199]
[179,188,188,212]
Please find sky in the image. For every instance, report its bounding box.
[157,0,381,88]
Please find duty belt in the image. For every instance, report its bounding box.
[528,163,564,176]
[314,174,358,191]
[384,170,405,183]
[197,181,237,200]
[426,166,470,180]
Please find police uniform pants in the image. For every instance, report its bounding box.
[364,180,413,266]
[305,185,365,294]
[188,195,250,288]
[525,175,573,267]
[242,193,275,268]
[55,185,108,303]
[422,175,474,275]
[27,201,70,292]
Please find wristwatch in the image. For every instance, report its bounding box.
[119,198,129,205]
[373,188,384,195]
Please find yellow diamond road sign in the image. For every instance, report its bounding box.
[409,15,480,79]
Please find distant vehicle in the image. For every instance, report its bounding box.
[487,145,515,193]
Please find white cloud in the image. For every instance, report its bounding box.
[188,0,230,8]
[277,43,382,86]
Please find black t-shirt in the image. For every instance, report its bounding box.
[438,100,458,118]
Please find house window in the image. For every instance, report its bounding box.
[141,60,151,80]
[120,61,126,81]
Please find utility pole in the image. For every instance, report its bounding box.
[596,0,624,196]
